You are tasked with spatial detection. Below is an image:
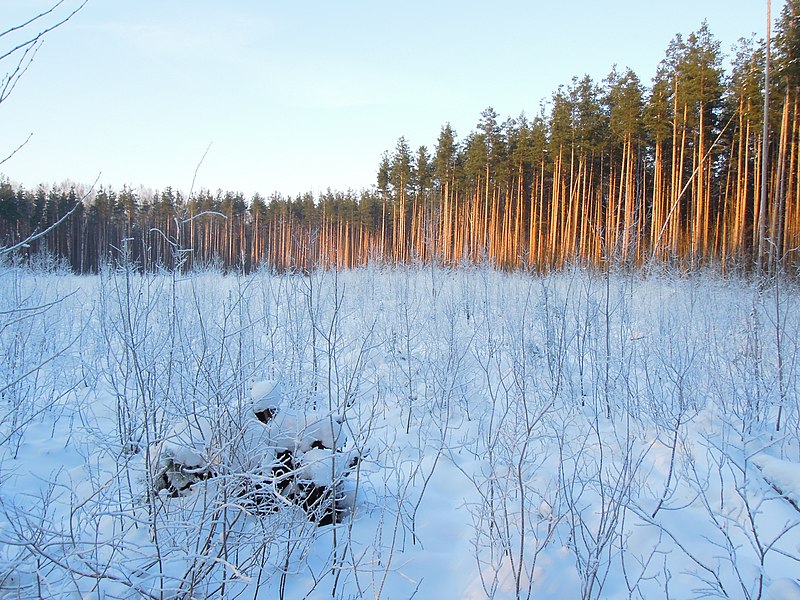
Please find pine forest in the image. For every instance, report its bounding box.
[3,8,800,276]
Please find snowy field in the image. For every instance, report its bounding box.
[1,263,799,599]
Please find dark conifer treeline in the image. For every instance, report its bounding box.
[2,6,800,274]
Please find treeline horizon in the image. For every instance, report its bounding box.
[2,4,800,275]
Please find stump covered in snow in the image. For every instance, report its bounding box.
[147,379,363,525]
[252,379,282,424]
[149,443,212,497]
[248,379,360,525]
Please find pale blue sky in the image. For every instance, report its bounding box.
[1,0,766,198]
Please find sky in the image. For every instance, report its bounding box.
[1,0,768,200]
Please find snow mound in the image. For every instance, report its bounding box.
[764,578,800,600]
[753,454,800,507]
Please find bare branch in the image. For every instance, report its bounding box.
[0,132,32,166]
[0,0,70,39]
[0,0,88,62]
[0,0,89,105]
[189,142,213,199]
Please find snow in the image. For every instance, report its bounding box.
[299,447,358,486]
[150,441,206,470]
[765,578,800,600]
[252,378,282,413]
[1,265,799,599]
[753,453,800,507]
[263,409,346,452]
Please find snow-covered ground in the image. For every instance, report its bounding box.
[0,263,799,599]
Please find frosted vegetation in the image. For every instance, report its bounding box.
[0,261,799,599]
